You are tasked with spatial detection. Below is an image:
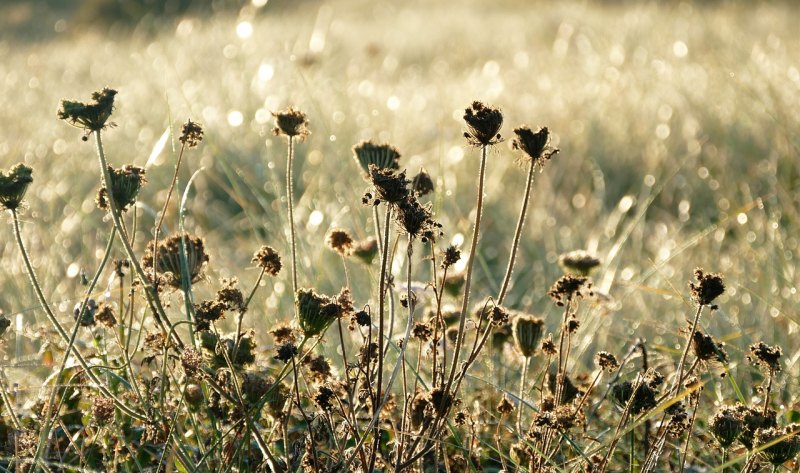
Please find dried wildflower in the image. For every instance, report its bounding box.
[297,288,341,337]
[352,140,401,176]
[358,342,379,367]
[144,331,168,352]
[748,341,782,373]
[756,425,800,466]
[430,387,454,416]
[454,410,468,426]
[692,330,729,364]
[739,404,778,449]
[181,349,204,377]
[272,106,309,139]
[58,88,117,134]
[241,371,270,404]
[497,396,515,415]
[513,315,545,357]
[194,299,227,331]
[394,195,443,242]
[270,324,297,344]
[304,355,332,383]
[0,163,33,211]
[644,368,665,389]
[252,245,282,276]
[441,245,461,268]
[94,303,117,328]
[216,278,245,312]
[73,299,97,327]
[542,334,558,356]
[548,372,582,405]
[463,101,503,147]
[326,229,354,256]
[179,119,204,147]
[412,321,434,341]
[274,341,298,363]
[315,386,336,411]
[143,233,209,289]
[92,396,115,426]
[666,410,690,437]
[512,126,558,165]
[567,319,580,333]
[412,169,435,196]
[369,165,409,204]
[709,405,744,448]
[96,164,146,212]
[351,237,378,264]
[611,379,658,415]
[352,310,371,329]
[558,250,601,276]
[595,352,619,372]
[113,258,130,277]
[689,268,725,306]
[548,274,592,306]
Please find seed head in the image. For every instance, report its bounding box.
[463,101,503,147]
[179,119,204,148]
[548,274,592,306]
[58,88,117,134]
[143,233,209,289]
[756,425,800,466]
[691,330,729,364]
[181,348,204,377]
[611,379,658,415]
[709,405,744,448]
[394,195,442,241]
[270,324,297,345]
[689,268,725,306]
[512,126,559,165]
[304,355,332,383]
[497,395,514,415]
[252,245,282,276]
[369,165,410,204]
[738,404,778,449]
[353,141,401,176]
[297,288,341,337]
[274,341,298,363]
[558,250,601,276]
[411,169,435,196]
[595,351,619,372]
[513,314,545,357]
[95,303,117,328]
[73,299,97,327]
[747,341,782,374]
[184,383,204,410]
[541,334,557,356]
[272,106,309,139]
[314,386,336,411]
[0,163,34,211]
[91,396,116,426]
[326,229,354,256]
[441,245,461,268]
[96,164,146,212]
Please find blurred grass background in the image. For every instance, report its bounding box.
[0,0,798,404]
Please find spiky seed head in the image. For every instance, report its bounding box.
[179,119,204,147]
[689,268,725,306]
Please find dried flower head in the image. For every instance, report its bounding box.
[179,119,204,148]
[394,195,443,242]
[756,425,800,466]
[351,237,378,264]
[96,164,146,212]
[58,88,117,134]
[548,274,592,306]
[412,169,435,196]
[353,141,401,176]
[441,245,461,269]
[709,405,744,448]
[558,250,601,276]
[747,341,782,373]
[91,396,115,426]
[0,163,33,211]
[548,372,582,405]
[181,348,204,377]
[314,386,336,411]
[94,303,117,328]
[513,314,545,357]
[595,351,619,372]
[216,278,245,312]
[542,334,558,356]
[184,383,204,410]
[691,330,729,364]
[611,379,658,415]
[270,324,297,345]
[297,288,342,337]
[143,233,209,289]
[512,126,559,165]
[463,101,503,147]
[412,321,434,341]
[497,395,514,415]
[274,341,298,363]
[738,404,778,450]
[272,106,309,139]
[304,354,332,383]
[368,165,409,204]
[352,310,371,328]
[689,268,725,306]
[326,229,354,256]
[73,299,97,327]
[252,245,282,276]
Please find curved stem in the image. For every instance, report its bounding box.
[11,210,145,421]
[498,160,535,305]
[446,144,489,393]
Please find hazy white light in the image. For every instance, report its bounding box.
[252,0,268,7]
[737,213,748,225]
[447,146,464,164]
[309,210,324,227]
[236,22,253,39]
[67,263,80,278]
[258,63,274,81]
[227,111,244,127]
[656,123,671,139]
[673,41,688,58]
[386,96,400,110]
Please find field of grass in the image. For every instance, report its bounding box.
[0,0,799,471]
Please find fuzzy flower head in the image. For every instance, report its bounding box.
[96,164,146,212]
[747,341,782,374]
[58,88,117,136]
[352,141,401,176]
[326,229,354,256]
[463,101,503,147]
[272,106,309,139]
[512,126,559,165]
[548,274,592,306]
[179,119,204,148]
[252,245,282,276]
[691,330,729,365]
[0,163,33,211]
[689,268,725,307]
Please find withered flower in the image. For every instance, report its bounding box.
[513,314,545,357]
[252,245,282,276]
[272,106,309,139]
[0,163,33,211]
[352,141,401,176]
[463,101,503,147]
[689,268,725,306]
[326,229,354,256]
[58,88,117,134]
[747,341,782,373]
[411,169,435,196]
[143,233,209,289]
[558,250,601,276]
[512,125,558,165]
[96,164,146,212]
[179,119,204,148]
[548,274,592,306]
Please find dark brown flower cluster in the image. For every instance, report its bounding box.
[595,351,619,372]
[272,106,309,139]
[558,250,601,276]
[611,369,664,415]
[179,119,204,148]
[352,141,401,176]
[326,229,354,256]
[252,245,282,276]
[0,163,34,211]
[143,233,209,289]
[512,126,559,165]
[691,330,729,364]
[689,268,725,307]
[747,341,782,373]
[463,101,503,147]
[296,287,352,337]
[441,245,461,268]
[548,274,592,306]
[58,88,117,135]
[412,170,435,196]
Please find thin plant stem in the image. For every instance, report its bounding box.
[497,159,535,305]
[446,143,489,393]
[286,135,299,298]
[11,209,145,420]
[517,356,530,432]
[151,140,188,297]
[672,304,704,393]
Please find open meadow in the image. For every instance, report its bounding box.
[0,0,799,471]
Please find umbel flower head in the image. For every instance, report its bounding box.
[709,405,744,448]
[179,119,204,148]
[412,169,435,196]
[558,250,601,276]
[96,164,146,212]
[0,163,33,211]
[326,229,354,256]
[756,425,800,466]
[297,288,343,337]
[512,126,559,165]
[513,314,545,357]
[463,101,503,147]
[365,165,410,205]
[142,233,210,289]
[272,106,309,139]
[394,195,443,242]
[689,268,725,306]
[58,88,117,136]
[352,141,401,176]
[252,245,282,276]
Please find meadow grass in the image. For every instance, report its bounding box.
[0,1,799,471]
